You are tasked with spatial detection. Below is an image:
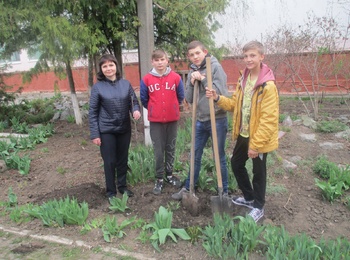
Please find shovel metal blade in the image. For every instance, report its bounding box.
[182,192,199,216]
[210,195,233,215]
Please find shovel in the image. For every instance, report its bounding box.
[206,57,232,215]
[182,81,199,216]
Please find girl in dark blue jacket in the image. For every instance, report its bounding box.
[89,54,141,201]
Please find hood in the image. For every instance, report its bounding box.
[241,63,275,89]
[149,66,172,77]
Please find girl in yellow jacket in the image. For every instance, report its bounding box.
[206,41,279,222]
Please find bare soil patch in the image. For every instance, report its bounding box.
[0,97,350,259]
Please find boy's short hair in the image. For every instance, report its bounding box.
[152,49,168,59]
[187,40,206,52]
[243,41,265,55]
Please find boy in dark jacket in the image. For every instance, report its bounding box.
[140,49,184,195]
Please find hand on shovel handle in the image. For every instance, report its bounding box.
[205,88,218,100]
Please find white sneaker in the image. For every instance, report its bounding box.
[232,196,254,209]
[248,208,264,222]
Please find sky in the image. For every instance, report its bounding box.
[213,0,349,49]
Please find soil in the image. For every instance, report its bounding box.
[0,96,350,259]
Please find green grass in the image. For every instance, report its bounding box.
[40,147,49,153]
[267,184,288,194]
[316,120,348,133]
[61,247,81,258]
[280,126,291,132]
[56,166,67,175]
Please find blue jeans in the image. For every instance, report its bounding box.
[184,117,229,193]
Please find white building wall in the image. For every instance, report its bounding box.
[2,49,139,73]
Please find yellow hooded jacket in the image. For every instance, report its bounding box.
[217,63,279,153]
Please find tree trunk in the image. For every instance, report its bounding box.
[66,61,83,125]
[71,92,83,125]
[88,54,94,97]
[112,40,124,77]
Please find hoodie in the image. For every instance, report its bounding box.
[185,55,228,122]
[140,67,184,122]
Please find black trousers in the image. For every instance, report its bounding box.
[100,131,131,197]
[231,135,267,209]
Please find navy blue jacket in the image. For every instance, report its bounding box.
[89,78,140,139]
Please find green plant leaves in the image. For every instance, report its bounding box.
[315,178,344,202]
[127,145,154,185]
[313,155,350,203]
[7,187,17,207]
[0,123,54,175]
[171,228,191,241]
[24,196,89,227]
[102,215,135,242]
[313,155,340,179]
[108,193,130,213]
[156,229,173,244]
[143,206,190,252]
[316,119,348,133]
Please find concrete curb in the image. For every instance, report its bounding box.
[0,224,156,260]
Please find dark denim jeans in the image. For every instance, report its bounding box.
[184,117,229,193]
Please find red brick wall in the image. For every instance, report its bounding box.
[4,67,89,93]
[3,52,350,95]
[222,53,349,95]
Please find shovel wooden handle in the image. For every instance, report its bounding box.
[189,81,198,194]
[206,57,223,193]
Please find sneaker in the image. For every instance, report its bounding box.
[232,197,254,209]
[248,208,264,222]
[165,175,182,188]
[153,179,163,195]
[171,187,189,200]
